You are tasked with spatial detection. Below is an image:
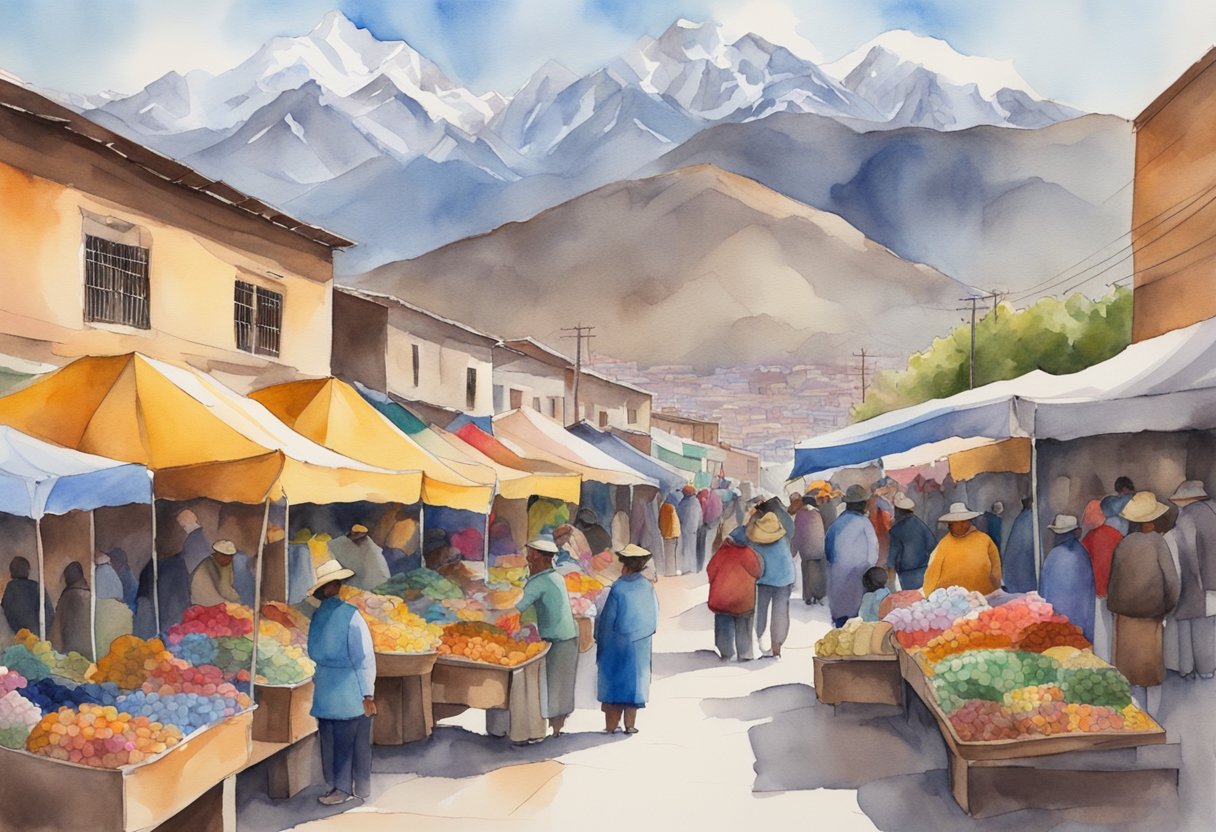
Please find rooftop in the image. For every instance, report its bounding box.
[338,286,499,345]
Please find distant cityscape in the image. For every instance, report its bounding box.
[590,355,905,463]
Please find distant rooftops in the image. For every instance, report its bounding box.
[0,76,353,250]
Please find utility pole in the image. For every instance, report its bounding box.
[560,323,595,424]
[957,296,986,390]
[852,348,870,402]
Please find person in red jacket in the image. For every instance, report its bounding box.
[707,527,764,661]
[1082,496,1125,660]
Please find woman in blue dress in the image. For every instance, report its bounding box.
[595,544,659,734]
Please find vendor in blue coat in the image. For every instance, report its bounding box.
[596,544,659,735]
[307,559,377,806]
[1039,514,1096,642]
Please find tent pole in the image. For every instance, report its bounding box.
[283,500,291,602]
[249,498,272,693]
[482,482,497,580]
[150,497,160,634]
[89,510,97,662]
[1030,437,1042,583]
[35,516,45,640]
[418,503,426,566]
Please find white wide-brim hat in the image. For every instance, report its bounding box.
[307,559,355,596]
[1121,491,1170,523]
[938,502,981,522]
[616,544,652,558]
[893,493,916,511]
[526,537,559,554]
[1170,480,1209,503]
[1047,514,1079,533]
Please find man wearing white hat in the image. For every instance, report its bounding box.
[189,540,242,607]
[515,536,578,741]
[922,503,1001,596]
[1108,491,1180,714]
[1167,481,1216,680]
[825,485,880,627]
[329,523,390,591]
[888,493,936,591]
[307,560,376,805]
[1039,515,1095,642]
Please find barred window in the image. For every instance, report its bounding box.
[84,235,150,329]
[627,407,639,425]
[234,279,282,357]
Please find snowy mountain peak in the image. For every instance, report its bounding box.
[655,17,727,60]
[826,29,1039,100]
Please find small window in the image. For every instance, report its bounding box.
[549,398,559,418]
[411,344,420,387]
[532,397,541,412]
[510,388,524,410]
[466,367,477,410]
[627,407,639,425]
[598,410,609,428]
[84,234,150,329]
[234,280,282,357]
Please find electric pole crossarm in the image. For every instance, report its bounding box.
[560,323,596,425]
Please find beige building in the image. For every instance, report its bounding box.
[651,410,721,446]
[333,287,495,417]
[1131,47,1216,343]
[493,338,651,430]
[0,77,350,394]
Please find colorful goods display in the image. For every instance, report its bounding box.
[3,630,93,682]
[883,587,989,648]
[0,689,41,749]
[113,690,247,734]
[340,586,444,654]
[815,620,897,657]
[374,568,462,601]
[26,704,184,768]
[255,614,315,686]
[438,621,546,667]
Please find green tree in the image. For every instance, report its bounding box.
[851,288,1132,422]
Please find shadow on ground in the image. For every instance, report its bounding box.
[652,649,771,679]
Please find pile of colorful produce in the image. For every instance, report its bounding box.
[26,704,184,768]
[569,595,597,617]
[0,665,29,695]
[375,568,462,601]
[1014,620,1091,653]
[0,645,48,682]
[1042,646,1109,669]
[883,588,989,648]
[815,620,896,657]
[168,604,253,641]
[0,689,41,748]
[947,699,1021,741]
[260,602,310,644]
[1057,666,1132,708]
[877,589,925,620]
[930,650,1061,712]
[5,630,93,682]
[162,605,258,680]
[89,635,251,707]
[254,616,315,686]
[438,621,546,666]
[920,595,1071,665]
[113,690,247,733]
[89,635,170,690]
[340,586,444,653]
[15,677,120,715]
[488,563,528,587]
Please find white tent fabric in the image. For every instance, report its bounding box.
[792,315,1216,478]
[0,425,151,518]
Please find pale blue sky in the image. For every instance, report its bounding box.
[0,0,1212,117]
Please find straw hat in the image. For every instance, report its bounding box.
[747,512,786,545]
[843,484,871,503]
[526,536,559,554]
[1121,491,1170,523]
[938,502,981,523]
[616,544,651,558]
[290,528,313,545]
[1047,514,1079,533]
[212,540,237,556]
[350,523,369,535]
[682,484,697,496]
[893,493,916,511]
[1170,480,1209,504]
[308,559,355,596]
[267,526,285,544]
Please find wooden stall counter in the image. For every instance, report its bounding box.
[0,710,253,832]
[373,650,439,746]
[813,654,903,707]
[252,679,316,744]
[430,644,549,744]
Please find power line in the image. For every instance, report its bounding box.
[956,296,989,390]
[560,323,595,426]
[852,348,870,403]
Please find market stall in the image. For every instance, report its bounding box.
[813,587,1180,816]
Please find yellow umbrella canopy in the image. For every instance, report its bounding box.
[428,425,581,502]
[0,354,421,504]
[250,377,492,511]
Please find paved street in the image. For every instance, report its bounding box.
[237,574,1204,832]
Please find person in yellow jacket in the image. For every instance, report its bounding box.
[922,502,1001,595]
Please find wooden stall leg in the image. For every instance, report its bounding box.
[373,677,407,745]
[154,775,235,832]
[267,735,319,800]
[948,750,971,816]
[399,672,434,743]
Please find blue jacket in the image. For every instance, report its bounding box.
[888,514,936,590]
[1003,509,1038,593]
[752,536,796,588]
[595,573,658,706]
[1040,535,1096,642]
[308,596,375,720]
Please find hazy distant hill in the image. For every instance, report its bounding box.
[352,165,969,368]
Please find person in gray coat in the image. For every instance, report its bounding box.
[1167,481,1216,679]
[675,485,703,575]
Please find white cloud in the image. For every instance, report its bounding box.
[715,0,824,62]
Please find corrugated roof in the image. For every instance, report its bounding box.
[0,77,354,250]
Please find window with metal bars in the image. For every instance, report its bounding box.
[84,235,150,329]
[234,279,283,357]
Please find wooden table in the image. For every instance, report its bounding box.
[252,679,316,744]
[430,645,549,743]
[373,651,440,746]
[0,710,253,832]
[895,647,1178,816]
[812,654,903,706]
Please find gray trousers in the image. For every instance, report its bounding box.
[1176,617,1216,676]
[755,584,792,648]
[318,715,372,797]
[714,612,754,660]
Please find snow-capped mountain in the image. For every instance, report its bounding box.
[70,12,1090,267]
[823,30,1081,129]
